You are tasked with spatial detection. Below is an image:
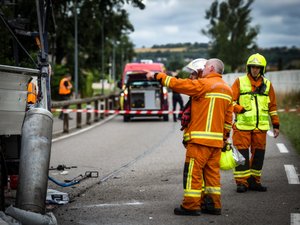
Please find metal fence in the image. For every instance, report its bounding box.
[51,94,119,133]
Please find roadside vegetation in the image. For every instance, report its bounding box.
[277,91,300,154]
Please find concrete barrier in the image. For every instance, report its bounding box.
[223,70,300,93]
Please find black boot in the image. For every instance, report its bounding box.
[201,195,222,215]
[201,195,214,211]
[248,176,267,192]
[248,182,267,192]
[236,184,248,193]
[174,206,201,216]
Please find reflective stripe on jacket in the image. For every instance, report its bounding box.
[27,82,37,104]
[235,75,271,130]
[59,78,72,95]
[157,72,233,148]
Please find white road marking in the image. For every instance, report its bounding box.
[284,165,300,184]
[277,143,289,153]
[71,201,143,209]
[291,213,300,225]
[52,115,117,143]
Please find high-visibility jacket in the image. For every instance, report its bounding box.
[232,74,279,131]
[156,72,233,148]
[27,82,37,104]
[236,75,271,130]
[59,77,72,95]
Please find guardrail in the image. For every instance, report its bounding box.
[51,93,120,133]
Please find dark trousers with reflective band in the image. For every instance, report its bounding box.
[232,128,267,186]
[172,94,184,121]
[59,94,71,118]
[182,143,221,210]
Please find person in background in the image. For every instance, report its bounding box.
[146,58,233,216]
[58,74,73,120]
[171,72,184,122]
[231,53,280,193]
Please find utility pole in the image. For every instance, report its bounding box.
[74,0,78,98]
[101,21,104,95]
[112,40,116,88]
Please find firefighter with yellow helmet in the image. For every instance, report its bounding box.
[231,53,280,193]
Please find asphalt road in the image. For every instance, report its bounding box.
[48,114,300,225]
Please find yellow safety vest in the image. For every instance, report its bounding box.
[236,75,271,131]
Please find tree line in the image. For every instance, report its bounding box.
[1,0,299,98]
[135,43,300,73]
[0,0,145,99]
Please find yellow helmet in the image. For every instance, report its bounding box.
[246,53,267,75]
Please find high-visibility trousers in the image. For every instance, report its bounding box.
[181,143,221,210]
[232,126,267,186]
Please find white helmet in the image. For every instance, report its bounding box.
[183,58,207,73]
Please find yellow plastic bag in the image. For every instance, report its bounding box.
[220,143,245,170]
[220,149,236,170]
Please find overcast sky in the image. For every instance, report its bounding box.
[124,0,300,49]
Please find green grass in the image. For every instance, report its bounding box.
[276,91,300,109]
[276,90,300,154]
[93,88,117,96]
[278,112,300,155]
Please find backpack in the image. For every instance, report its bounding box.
[180,99,191,131]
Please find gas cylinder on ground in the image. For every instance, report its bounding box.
[16,107,53,214]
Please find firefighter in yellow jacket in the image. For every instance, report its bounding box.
[146,58,233,216]
[231,53,280,193]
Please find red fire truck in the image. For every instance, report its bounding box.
[119,62,169,122]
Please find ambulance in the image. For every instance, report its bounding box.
[119,62,169,122]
